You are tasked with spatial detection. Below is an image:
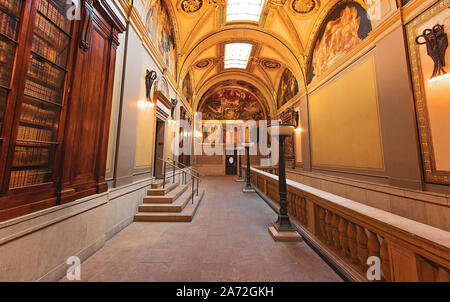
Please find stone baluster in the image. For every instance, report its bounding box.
[317,207,326,240]
[356,226,369,272]
[331,213,340,250]
[380,238,391,281]
[325,210,333,245]
[347,222,359,264]
[338,217,349,257]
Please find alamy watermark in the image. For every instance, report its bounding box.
[66,256,81,281]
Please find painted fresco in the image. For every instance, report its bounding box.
[199,88,265,120]
[308,1,372,83]
[277,68,299,108]
[141,0,177,74]
[182,73,194,104]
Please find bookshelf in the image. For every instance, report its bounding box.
[0,0,125,222]
[10,0,70,188]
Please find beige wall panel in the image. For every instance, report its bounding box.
[309,54,384,170]
[135,104,155,168]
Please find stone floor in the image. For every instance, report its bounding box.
[61,176,342,282]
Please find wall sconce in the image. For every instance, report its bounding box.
[170,98,178,119]
[138,99,154,109]
[145,69,157,101]
[416,24,448,82]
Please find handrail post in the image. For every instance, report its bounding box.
[191,174,194,204]
[173,158,175,183]
[163,161,166,188]
[196,172,199,196]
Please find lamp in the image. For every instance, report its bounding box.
[235,145,245,182]
[242,141,255,193]
[267,123,302,242]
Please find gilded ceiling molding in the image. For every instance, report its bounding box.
[178,0,204,13]
[177,27,305,87]
[277,5,306,54]
[289,0,321,15]
[267,0,288,9]
[401,0,441,23]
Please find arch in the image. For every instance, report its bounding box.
[193,71,276,118]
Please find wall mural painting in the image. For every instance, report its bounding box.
[406,0,450,185]
[277,68,299,108]
[308,1,372,83]
[199,88,265,121]
[141,0,177,75]
[182,73,194,104]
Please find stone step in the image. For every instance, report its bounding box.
[147,182,179,196]
[143,183,189,204]
[139,187,196,212]
[134,190,205,222]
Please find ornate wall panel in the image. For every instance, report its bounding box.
[406,0,450,185]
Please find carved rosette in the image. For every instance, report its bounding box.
[181,0,203,13]
[291,0,319,15]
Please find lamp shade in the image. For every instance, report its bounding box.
[267,123,296,137]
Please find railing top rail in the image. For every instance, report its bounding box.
[250,167,450,258]
[166,157,204,177]
[157,157,201,180]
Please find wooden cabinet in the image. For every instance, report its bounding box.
[0,0,124,221]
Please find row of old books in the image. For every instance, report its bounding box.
[31,34,59,65]
[0,0,21,17]
[24,78,59,103]
[13,145,50,166]
[17,124,54,142]
[28,55,63,88]
[35,13,66,50]
[20,101,56,128]
[37,0,70,33]
[0,9,18,38]
[9,168,50,188]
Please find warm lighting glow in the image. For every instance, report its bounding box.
[194,130,202,138]
[224,43,252,69]
[295,127,302,133]
[429,73,450,83]
[138,99,154,108]
[226,0,265,22]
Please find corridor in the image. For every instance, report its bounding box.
[61,176,341,282]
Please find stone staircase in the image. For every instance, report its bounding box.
[134,178,204,222]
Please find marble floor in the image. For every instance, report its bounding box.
[61,176,342,282]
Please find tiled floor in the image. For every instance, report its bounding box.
[61,176,342,282]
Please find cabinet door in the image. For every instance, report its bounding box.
[59,1,122,202]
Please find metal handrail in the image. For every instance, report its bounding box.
[166,157,204,177]
[156,157,201,204]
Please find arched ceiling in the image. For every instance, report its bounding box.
[163,0,370,113]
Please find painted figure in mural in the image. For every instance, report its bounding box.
[200,88,265,120]
[277,69,299,108]
[142,0,176,73]
[309,3,372,82]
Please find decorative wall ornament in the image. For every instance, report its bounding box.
[181,0,203,13]
[145,70,157,101]
[406,0,450,185]
[261,59,281,69]
[195,59,211,69]
[291,0,318,14]
[416,24,448,81]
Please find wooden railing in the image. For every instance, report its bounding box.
[249,167,450,282]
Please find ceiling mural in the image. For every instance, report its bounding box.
[277,68,299,108]
[307,1,372,83]
[199,88,266,120]
[141,0,177,75]
[129,0,395,113]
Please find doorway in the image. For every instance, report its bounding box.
[153,119,166,178]
[225,150,237,175]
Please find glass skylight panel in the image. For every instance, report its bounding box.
[226,0,265,22]
[224,43,252,69]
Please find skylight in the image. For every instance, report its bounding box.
[224,43,253,69]
[226,0,265,22]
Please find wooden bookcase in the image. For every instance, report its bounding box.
[0,0,125,222]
